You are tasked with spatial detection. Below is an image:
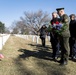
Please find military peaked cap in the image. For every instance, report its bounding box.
[56,8,64,11]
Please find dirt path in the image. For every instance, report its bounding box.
[0,35,76,75]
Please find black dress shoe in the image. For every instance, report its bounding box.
[73,56,76,59]
[60,61,68,66]
[55,56,58,59]
[69,54,72,57]
[58,59,63,63]
[70,55,76,60]
[52,56,58,60]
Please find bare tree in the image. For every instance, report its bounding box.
[16,21,29,34]
[11,10,51,35]
[10,21,19,34]
[20,10,51,34]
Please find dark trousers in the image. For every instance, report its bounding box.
[69,37,74,57]
[59,37,70,62]
[69,37,76,57]
[50,33,60,57]
[41,38,45,47]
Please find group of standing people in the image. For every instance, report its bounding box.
[39,8,76,66]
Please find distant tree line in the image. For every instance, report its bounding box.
[0,21,10,34]
[11,10,51,35]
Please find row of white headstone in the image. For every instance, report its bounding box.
[15,34,50,44]
[0,34,10,50]
[15,34,40,43]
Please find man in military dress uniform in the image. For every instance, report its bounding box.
[56,8,70,65]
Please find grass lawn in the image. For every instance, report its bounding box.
[0,35,76,75]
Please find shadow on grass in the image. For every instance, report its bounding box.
[16,44,67,75]
[18,48,53,61]
[28,44,52,51]
[70,58,76,62]
[18,43,54,61]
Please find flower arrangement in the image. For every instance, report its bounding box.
[47,23,67,35]
[54,23,67,35]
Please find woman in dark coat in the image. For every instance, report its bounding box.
[69,14,76,59]
[40,25,47,47]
